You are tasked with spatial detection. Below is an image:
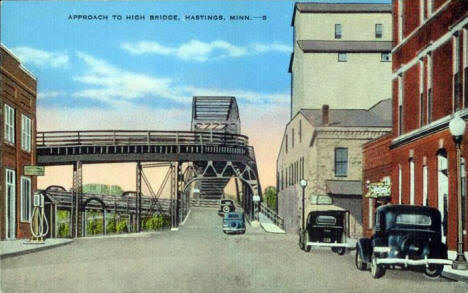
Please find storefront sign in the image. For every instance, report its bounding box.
[368,182,390,198]
[23,165,45,176]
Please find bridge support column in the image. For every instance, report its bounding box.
[136,162,142,232]
[170,162,180,230]
[72,161,83,238]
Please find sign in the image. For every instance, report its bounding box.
[310,195,333,205]
[24,165,45,176]
[368,182,391,198]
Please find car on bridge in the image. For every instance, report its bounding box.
[299,208,353,255]
[223,212,246,234]
[355,205,451,279]
[218,199,235,215]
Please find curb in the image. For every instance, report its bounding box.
[259,222,286,234]
[0,240,73,260]
[442,270,468,283]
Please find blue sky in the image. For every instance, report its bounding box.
[1,0,390,187]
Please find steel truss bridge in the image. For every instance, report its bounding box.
[37,96,262,237]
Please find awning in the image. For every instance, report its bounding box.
[326,180,362,196]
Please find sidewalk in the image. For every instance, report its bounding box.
[258,212,285,234]
[0,238,73,259]
[442,251,468,283]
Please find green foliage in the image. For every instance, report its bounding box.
[264,186,277,212]
[57,209,70,238]
[86,210,104,236]
[82,184,123,196]
[142,214,170,231]
[116,219,128,233]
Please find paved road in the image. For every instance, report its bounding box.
[1,208,467,293]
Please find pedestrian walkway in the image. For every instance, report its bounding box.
[442,251,468,283]
[0,238,73,259]
[259,212,285,233]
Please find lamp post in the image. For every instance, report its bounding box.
[449,113,468,270]
[300,179,308,233]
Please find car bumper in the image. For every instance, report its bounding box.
[375,256,452,267]
[306,241,353,248]
[223,228,245,233]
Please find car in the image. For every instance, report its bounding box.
[223,212,246,234]
[218,199,235,215]
[299,208,352,255]
[355,204,451,279]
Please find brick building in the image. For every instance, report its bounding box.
[1,44,37,240]
[380,0,467,253]
[277,100,391,234]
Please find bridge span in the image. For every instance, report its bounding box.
[37,96,262,238]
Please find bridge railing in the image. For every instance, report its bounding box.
[259,202,284,230]
[37,130,249,147]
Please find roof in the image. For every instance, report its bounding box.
[300,99,392,128]
[297,40,392,53]
[326,180,362,196]
[296,3,392,13]
[292,3,392,26]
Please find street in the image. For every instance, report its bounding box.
[1,207,467,293]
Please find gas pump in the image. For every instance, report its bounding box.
[28,191,49,243]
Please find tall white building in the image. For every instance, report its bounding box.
[289,2,393,118]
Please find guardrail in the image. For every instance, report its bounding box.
[260,203,284,230]
[189,198,220,208]
[37,130,249,147]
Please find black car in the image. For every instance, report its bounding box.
[355,205,451,278]
[218,199,235,215]
[299,209,352,255]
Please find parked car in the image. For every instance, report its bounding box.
[355,204,451,279]
[218,199,235,215]
[299,208,352,255]
[223,212,246,234]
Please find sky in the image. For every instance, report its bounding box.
[1,0,390,192]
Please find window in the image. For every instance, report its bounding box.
[4,104,15,144]
[292,128,295,148]
[299,120,302,143]
[419,60,425,126]
[464,29,468,107]
[285,134,288,153]
[21,114,32,152]
[398,0,404,42]
[335,24,342,39]
[420,0,425,23]
[423,165,428,206]
[381,53,391,62]
[454,35,462,110]
[21,177,31,222]
[338,53,347,62]
[396,214,432,226]
[409,159,415,205]
[426,0,433,18]
[368,198,374,229]
[375,24,383,38]
[6,169,16,239]
[398,74,404,135]
[427,53,433,122]
[398,165,402,204]
[334,148,348,177]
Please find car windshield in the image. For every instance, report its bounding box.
[227,214,240,219]
[395,213,432,226]
[316,215,336,225]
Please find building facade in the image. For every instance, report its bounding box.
[289,2,393,118]
[1,44,37,240]
[277,100,391,234]
[387,0,467,252]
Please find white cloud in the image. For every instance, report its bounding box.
[11,47,69,68]
[73,52,187,105]
[121,39,290,61]
[37,91,66,99]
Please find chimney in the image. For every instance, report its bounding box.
[322,104,329,125]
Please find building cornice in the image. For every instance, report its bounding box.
[298,40,392,53]
[390,108,468,149]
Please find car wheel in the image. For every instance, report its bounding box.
[299,232,305,250]
[355,251,367,271]
[370,255,385,279]
[336,247,346,255]
[222,206,230,213]
[304,231,311,252]
[424,264,443,279]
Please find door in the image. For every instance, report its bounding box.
[5,169,16,239]
[437,150,448,244]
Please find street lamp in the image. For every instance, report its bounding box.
[300,179,308,232]
[449,113,468,270]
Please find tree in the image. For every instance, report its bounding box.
[263,186,277,212]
